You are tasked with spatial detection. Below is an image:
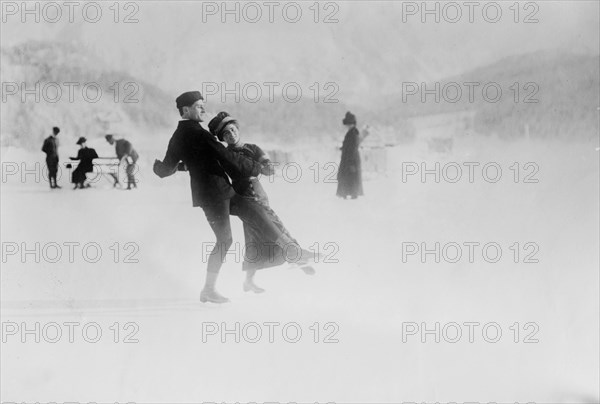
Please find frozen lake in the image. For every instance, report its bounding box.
[1,137,598,403]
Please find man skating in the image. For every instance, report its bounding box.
[154,91,303,304]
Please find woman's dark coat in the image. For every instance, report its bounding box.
[228,143,301,271]
[71,147,98,184]
[336,127,364,198]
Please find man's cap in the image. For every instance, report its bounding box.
[76,137,87,145]
[105,134,114,141]
[176,91,204,109]
[52,127,60,134]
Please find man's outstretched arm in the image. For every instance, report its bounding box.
[153,136,180,178]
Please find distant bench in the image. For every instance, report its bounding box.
[65,157,128,187]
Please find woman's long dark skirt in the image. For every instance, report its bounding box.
[240,180,302,271]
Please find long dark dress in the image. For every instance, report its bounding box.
[227,143,302,271]
[71,147,98,185]
[336,127,364,198]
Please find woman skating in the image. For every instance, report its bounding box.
[208,112,316,294]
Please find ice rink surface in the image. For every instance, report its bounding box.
[1,137,598,403]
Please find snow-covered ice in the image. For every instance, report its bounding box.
[1,137,598,403]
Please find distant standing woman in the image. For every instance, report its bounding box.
[336,111,369,199]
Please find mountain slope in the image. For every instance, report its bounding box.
[1,41,174,149]
[383,50,600,139]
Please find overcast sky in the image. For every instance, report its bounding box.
[2,0,598,100]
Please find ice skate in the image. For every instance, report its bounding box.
[288,262,316,275]
[243,280,266,294]
[200,288,230,303]
[299,265,316,275]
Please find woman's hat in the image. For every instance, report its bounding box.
[342,111,356,125]
[76,137,87,145]
[208,111,238,141]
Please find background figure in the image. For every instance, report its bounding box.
[70,137,98,189]
[41,126,61,189]
[336,112,369,199]
[105,134,139,190]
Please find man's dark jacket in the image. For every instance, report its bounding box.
[153,119,262,207]
[115,139,139,163]
[42,136,59,161]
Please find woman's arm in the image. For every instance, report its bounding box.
[359,125,370,143]
[203,135,263,177]
[251,145,275,176]
[70,149,82,160]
